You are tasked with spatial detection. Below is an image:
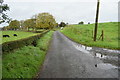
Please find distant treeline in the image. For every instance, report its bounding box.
[2,12,68,31]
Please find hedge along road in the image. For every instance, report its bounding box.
[37,31,118,78]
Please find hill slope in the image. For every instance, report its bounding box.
[61,22,119,50]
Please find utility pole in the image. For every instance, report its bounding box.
[94,0,100,41]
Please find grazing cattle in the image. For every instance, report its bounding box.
[13,34,17,36]
[3,35,10,37]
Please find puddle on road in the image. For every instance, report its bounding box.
[103,48,120,53]
[74,45,89,54]
[95,53,107,58]
[95,63,118,70]
[72,41,120,68]
[74,43,120,54]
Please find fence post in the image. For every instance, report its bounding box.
[102,30,104,41]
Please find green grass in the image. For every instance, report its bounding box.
[2,46,45,78]
[1,31,39,44]
[37,31,54,51]
[61,22,119,50]
[2,31,54,78]
[0,31,1,79]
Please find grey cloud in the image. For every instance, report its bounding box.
[0,1,118,27]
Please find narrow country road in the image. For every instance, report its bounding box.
[38,31,118,78]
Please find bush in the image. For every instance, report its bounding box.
[59,22,66,27]
[2,31,49,54]
[78,21,84,25]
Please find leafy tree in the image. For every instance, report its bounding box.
[0,0,11,24]
[2,26,9,30]
[23,19,36,31]
[56,23,59,27]
[78,21,84,25]
[36,13,56,29]
[20,20,24,30]
[31,14,37,19]
[59,22,66,27]
[66,23,68,25]
[1,26,6,30]
[9,20,20,30]
[23,19,32,31]
[30,19,36,30]
[5,26,10,30]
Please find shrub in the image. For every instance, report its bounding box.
[59,22,66,27]
[78,21,84,25]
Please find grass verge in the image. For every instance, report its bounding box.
[61,22,119,50]
[36,31,54,51]
[2,31,54,78]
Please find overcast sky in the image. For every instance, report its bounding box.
[0,0,119,27]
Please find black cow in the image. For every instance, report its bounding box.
[3,35,10,37]
[88,22,90,24]
[13,34,17,36]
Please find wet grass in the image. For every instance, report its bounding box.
[2,31,54,78]
[61,22,119,50]
[1,31,39,44]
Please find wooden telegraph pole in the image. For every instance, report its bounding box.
[94,0,100,41]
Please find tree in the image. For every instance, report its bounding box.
[59,22,66,27]
[23,19,36,31]
[2,26,9,30]
[36,13,56,29]
[20,20,24,30]
[30,19,36,30]
[9,20,20,30]
[31,14,37,19]
[5,26,10,30]
[0,0,11,24]
[78,21,84,25]
[56,23,59,27]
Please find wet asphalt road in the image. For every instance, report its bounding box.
[38,31,118,78]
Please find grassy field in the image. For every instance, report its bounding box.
[61,22,119,50]
[1,31,39,44]
[2,31,54,78]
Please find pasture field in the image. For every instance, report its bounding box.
[1,31,39,44]
[61,22,119,50]
[2,31,54,78]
